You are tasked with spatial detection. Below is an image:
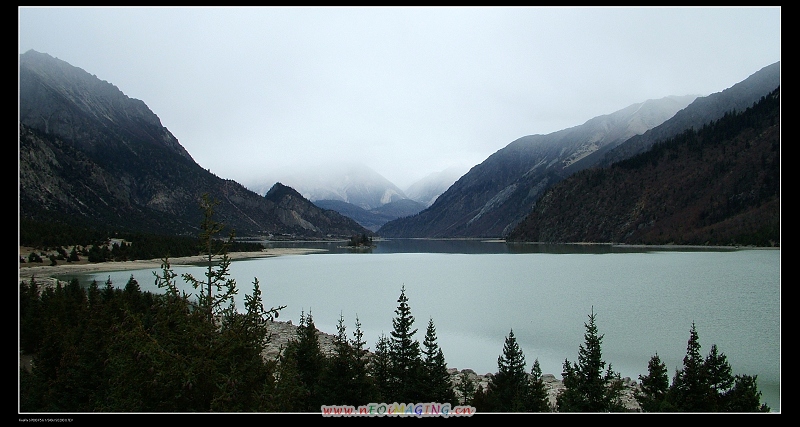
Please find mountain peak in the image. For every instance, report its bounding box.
[19,51,371,239]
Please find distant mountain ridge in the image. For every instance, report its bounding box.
[403,165,469,207]
[599,61,782,167]
[18,50,371,239]
[313,198,427,232]
[377,94,700,238]
[251,163,408,211]
[378,61,780,238]
[507,87,780,246]
[251,162,450,230]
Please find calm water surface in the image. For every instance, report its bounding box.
[66,240,780,411]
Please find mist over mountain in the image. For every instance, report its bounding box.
[507,87,780,246]
[599,61,782,167]
[377,94,699,238]
[312,198,427,232]
[404,165,469,207]
[378,62,779,239]
[250,162,407,211]
[18,50,370,239]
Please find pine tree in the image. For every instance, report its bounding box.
[528,359,552,412]
[666,322,714,411]
[20,277,42,354]
[421,317,457,404]
[320,313,352,405]
[388,285,423,403]
[282,311,327,411]
[269,352,308,412]
[704,344,733,397]
[486,329,529,412]
[723,374,770,412]
[370,333,392,401]
[471,384,490,412]
[456,370,477,406]
[635,353,671,412]
[181,193,238,324]
[556,307,625,412]
[665,324,769,412]
[320,313,378,406]
[68,246,80,262]
[348,316,380,405]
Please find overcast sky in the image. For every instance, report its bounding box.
[18,6,781,191]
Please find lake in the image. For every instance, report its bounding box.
[65,239,781,412]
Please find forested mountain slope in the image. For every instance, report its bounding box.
[506,88,780,246]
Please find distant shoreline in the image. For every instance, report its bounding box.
[18,242,778,286]
[18,248,328,286]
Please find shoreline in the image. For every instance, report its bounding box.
[18,248,328,285]
[19,241,779,284]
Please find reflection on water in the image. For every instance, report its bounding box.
[252,238,742,255]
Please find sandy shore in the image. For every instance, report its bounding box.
[18,248,328,285]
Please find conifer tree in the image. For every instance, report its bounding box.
[282,311,326,411]
[635,353,671,412]
[68,246,80,262]
[528,358,552,412]
[664,323,769,412]
[388,285,423,403]
[456,370,477,406]
[181,193,238,324]
[320,313,378,406]
[666,322,714,411]
[370,333,393,401]
[471,384,490,411]
[704,344,733,397]
[486,329,529,412]
[556,307,625,412]
[20,277,42,354]
[349,316,380,404]
[20,197,286,412]
[321,313,354,405]
[723,374,770,412]
[269,351,308,412]
[421,317,457,404]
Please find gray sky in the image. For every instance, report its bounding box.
[18,6,781,191]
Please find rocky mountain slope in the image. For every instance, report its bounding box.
[378,95,698,238]
[19,50,370,239]
[378,62,780,239]
[506,87,780,247]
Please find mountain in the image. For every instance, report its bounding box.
[249,161,428,230]
[598,62,782,167]
[18,50,370,239]
[506,87,780,246]
[377,94,699,238]
[252,162,407,211]
[403,165,468,207]
[313,198,426,232]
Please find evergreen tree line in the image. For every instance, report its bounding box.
[19,275,770,413]
[19,197,770,412]
[21,217,265,264]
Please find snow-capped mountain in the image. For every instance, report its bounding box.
[268,162,407,211]
[404,165,469,207]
